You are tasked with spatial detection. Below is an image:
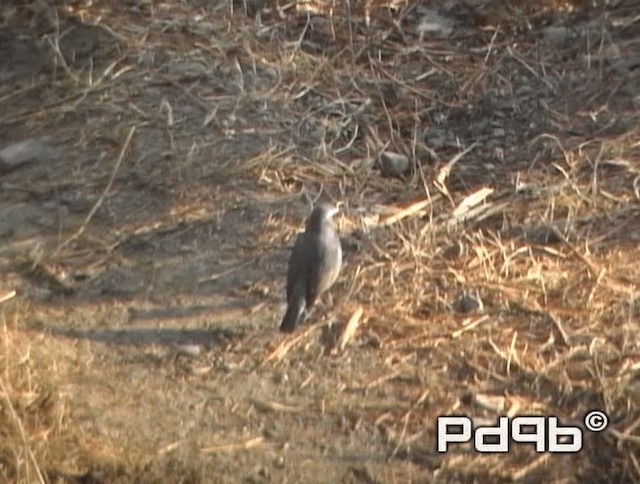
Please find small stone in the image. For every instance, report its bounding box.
[176,344,202,358]
[454,290,483,313]
[380,152,411,177]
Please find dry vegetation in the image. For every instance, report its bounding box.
[1,0,640,482]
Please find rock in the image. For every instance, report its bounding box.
[0,138,57,173]
[380,151,410,177]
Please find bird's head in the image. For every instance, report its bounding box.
[306,202,340,232]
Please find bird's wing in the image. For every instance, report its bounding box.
[305,232,341,305]
[286,233,310,300]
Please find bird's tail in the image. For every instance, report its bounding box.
[280,296,305,333]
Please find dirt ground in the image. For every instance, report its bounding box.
[1,0,640,482]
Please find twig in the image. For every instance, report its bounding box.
[200,436,266,454]
[57,126,135,252]
[0,378,46,484]
[0,290,17,303]
[335,306,364,352]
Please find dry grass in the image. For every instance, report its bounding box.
[1,0,640,481]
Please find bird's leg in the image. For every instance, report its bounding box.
[315,292,334,312]
[326,292,334,307]
[303,306,315,322]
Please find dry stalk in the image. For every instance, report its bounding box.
[56,126,136,252]
[0,378,46,484]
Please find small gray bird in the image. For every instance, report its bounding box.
[280,203,342,333]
